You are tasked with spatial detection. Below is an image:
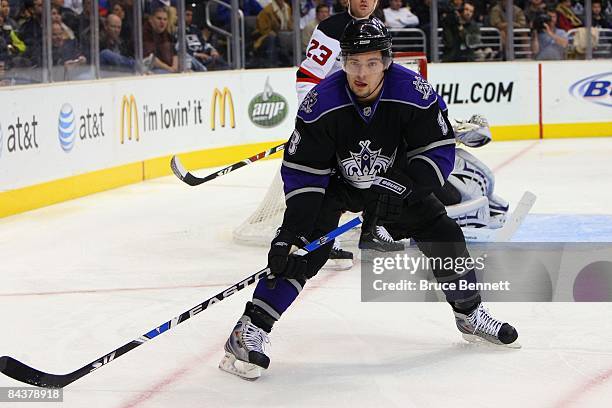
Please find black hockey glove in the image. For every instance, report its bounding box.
[267,228,310,289]
[368,168,413,223]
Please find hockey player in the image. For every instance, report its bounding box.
[219,18,519,381]
[298,0,508,254]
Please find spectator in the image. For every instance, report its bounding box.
[184,7,228,71]
[51,21,86,66]
[301,0,330,29]
[16,0,36,27]
[524,0,546,27]
[1,0,18,29]
[383,0,419,28]
[302,3,330,50]
[253,0,293,68]
[52,5,76,40]
[100,13,150,71]
[76,0,94,61]
[489,0,528,52]
[556,0,582,31]
[592,0,610,28]
[18,0,43,66]
[0,58,8,85]
[201,23,222,53]
[143,6,178,73]
[166,5,177,36]
[0,9,25,66]
[111,1,133,54]
[52,0,79,34]
[217,0,262,30]
[63,0,83,14]
[442,0,481,61]
[531,6,568,59]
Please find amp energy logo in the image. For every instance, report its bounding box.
[58,103,76,152]
[248,78,288,128]
[569,72,612,108]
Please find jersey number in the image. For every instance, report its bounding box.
[306,40,332,66]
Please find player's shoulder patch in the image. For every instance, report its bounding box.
[381,63,438,109]
[317,12,352,40]
[297,71,351,123]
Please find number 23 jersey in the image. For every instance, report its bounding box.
[297,12,352,104]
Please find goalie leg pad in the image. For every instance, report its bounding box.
[446,196,492,229]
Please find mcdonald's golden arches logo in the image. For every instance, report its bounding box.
[120,94,140,144]
[211,87,235,131]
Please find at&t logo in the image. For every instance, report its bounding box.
[58,103,76,152]
[58,103,106,152]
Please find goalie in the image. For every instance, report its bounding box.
[297,0,509,260]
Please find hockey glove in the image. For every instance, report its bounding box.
[267,228,310,289]
[369,168,413,223]
[454,115,492,148]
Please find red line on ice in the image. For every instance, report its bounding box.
[492,140,540,174]
[116,268,348,407]
[553,366,612,407]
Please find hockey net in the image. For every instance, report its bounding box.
[232,53,428,246]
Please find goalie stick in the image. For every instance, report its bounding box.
[171,143,285,186]
[460,191,537,242]
[0,216,363,389]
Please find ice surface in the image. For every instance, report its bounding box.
[1,138,611,407]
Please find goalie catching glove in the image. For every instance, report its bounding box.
[267,228,310,288]
[368,168,414,223]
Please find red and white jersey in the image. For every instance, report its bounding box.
[296,12,352,104]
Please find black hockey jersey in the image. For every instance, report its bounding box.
[282,63,455,236]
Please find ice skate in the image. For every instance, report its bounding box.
[359,225,405,252]
[454,303,520,348]
[219,315,271,380]
[323,240,354,270]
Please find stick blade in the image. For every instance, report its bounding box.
[170,155,187,181]
[0,356,72,389]
[495,191,537,242]
[170,155,204,186]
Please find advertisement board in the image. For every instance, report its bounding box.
[428,62,539,140]
[0,61,610,217]
[541,61,612,138]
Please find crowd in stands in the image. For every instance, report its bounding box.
[0,0,229,84]
[1,0,611,84]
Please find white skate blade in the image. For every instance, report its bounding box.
[219,352,263,381]
[461,333,522,349]
[322,258,354,271]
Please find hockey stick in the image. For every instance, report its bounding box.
[0,216,363,389]
[171,143,285,186]
[461,191,537,242]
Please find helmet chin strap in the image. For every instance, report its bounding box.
[348,0,378,20]
[356,74,385,101]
